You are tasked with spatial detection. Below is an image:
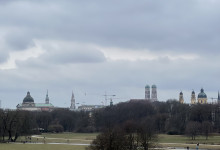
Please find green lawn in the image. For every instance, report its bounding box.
[2,133,220,150]
[40,133,98,139]
[0,143,86,150]
[15,132,98,144]
[0,133,94,150]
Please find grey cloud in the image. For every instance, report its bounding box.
[5,32,34,51]
[1,0,220,54]
[42,49,106,64]
[15,49,106,71]
[0,50,9,63]
[1,0,220,108]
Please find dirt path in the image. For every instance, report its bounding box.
[31,135,92,141]
[160,142,220,150]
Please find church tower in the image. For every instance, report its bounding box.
[197,88,207,104]
[145,84,150,100]
[218,91,220,104]
[45,90,49,104]
[191,90,196,104]
[151,84,157,101]
[70,91,76,110]
[179,91,184,104]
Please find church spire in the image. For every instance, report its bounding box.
[70,91,76,110]
[218,91,220,104]
[45,90,49,104]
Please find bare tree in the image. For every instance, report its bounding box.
[185,121,201,140]
[202,121,213,140]
[88,127,127,150]
[137,118,157,150]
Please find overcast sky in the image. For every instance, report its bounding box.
[1,0,220,108]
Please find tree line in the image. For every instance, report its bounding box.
[1,99,220,143]
[0,109,90,142]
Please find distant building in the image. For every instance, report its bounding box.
[145,84,158,102]
[78,105,104,111]
[151,85,158,101]
[197,88,207,104]
[131,84,158,102]
[145,85,150,100]
[17,91,54,111]
[218,92,220,104]
[70,91,76,110]
[191,90,196,104]
[179,91,184,104]
[45,90,49,104]
[179,88,208,104]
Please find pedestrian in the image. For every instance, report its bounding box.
[187,146,189,150]
[196,143,199,150]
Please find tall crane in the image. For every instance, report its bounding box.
[103,92,116,106]
[210,97,218,104]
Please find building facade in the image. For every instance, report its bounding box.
[78,105,104,111]
[17,91,54,111]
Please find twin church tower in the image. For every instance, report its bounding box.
[145,84,158,102]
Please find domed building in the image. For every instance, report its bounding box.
[197,88,207,104]
[17,91,54,111]
[21,91,35,107]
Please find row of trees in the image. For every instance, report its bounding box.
[89,100,217,149]
[93,100,218,139]
[0,109,90,142]
[1,99,220,142]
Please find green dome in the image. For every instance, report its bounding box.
[145,85,150,88]
[198,88,207,98]
[192,90,195,94]
[180,91,183,95]
[23,91,34,103]
[152,84,157,88]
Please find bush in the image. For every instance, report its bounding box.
[48,124,64,133]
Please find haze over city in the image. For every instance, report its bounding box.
[0,0,220,108]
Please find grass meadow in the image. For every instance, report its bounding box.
[158,134,220,149]
[1,133,220,150]
[0,144,86,150]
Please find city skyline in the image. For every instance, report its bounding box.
[1,86,220,109]
[1,1,220,108]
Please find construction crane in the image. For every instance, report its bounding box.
[103,93,116,106]
[210,97,218,104]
